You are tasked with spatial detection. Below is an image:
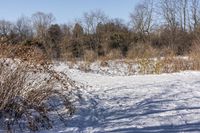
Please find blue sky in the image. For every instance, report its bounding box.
[0,0,140,23]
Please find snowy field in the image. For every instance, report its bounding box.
[38,62,200,133]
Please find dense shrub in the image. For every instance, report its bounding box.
[0,59,76,132]
[0,46,76,132]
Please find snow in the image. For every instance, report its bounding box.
[45,62,200,133]
[1,59,200,132]
[63,57,191,76]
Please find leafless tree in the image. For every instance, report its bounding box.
[130,0,154,37]
[15,16,33,41]
[47,24,62,58]
[160,0,178,30]
[60,24,72,37]
[32,12,55,41]
[176,0,189,31]
[191,0,200,31]
[182,0,188,31]
[83,9,108,34]
[0,20,13,38]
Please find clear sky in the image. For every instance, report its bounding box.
[0,0,140,24]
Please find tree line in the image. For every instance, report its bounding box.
[1,0,200,61]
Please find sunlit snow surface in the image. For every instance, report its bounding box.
[37,62,200,133]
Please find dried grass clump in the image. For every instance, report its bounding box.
[84,50,97,63]
[189,39,200,70]
[105,49,123,60]
[0,58,76,132]
[0,44,50,65]
[127,42,157,60]
[158,57,189,73]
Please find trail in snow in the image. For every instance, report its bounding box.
[45,63,200,133]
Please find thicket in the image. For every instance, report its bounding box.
[1,0,200,62]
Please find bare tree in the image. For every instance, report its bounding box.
[176,0,189,31]
[160,0,178,30]
[83,9,108,34]
[0,20,13,38]
[15,16,33,41]
[159,0,200,32]
[82,10,108,59]
[32,12,55,41]
[182,0,188,31]
[60,24,72,37]
[130,0,154,38]
[47,24,62,58]
[191,0,200,31]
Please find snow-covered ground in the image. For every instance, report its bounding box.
[39,62,200,133]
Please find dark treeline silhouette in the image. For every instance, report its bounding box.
[1,0,200,61]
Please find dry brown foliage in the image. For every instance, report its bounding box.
[127,43,158,60]
[0,45,77,132]
[0,44,50,65]
[83,50,97,63]
[0,59,76,132]
[189,39,200,70]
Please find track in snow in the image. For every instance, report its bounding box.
[51,64,200,133]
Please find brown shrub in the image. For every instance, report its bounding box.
[0,59,76,132]
[84,50,97,62]
[189,39,200,70]
[127,42,158,60]
[0,44,49,65]
[104,49,123,60]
